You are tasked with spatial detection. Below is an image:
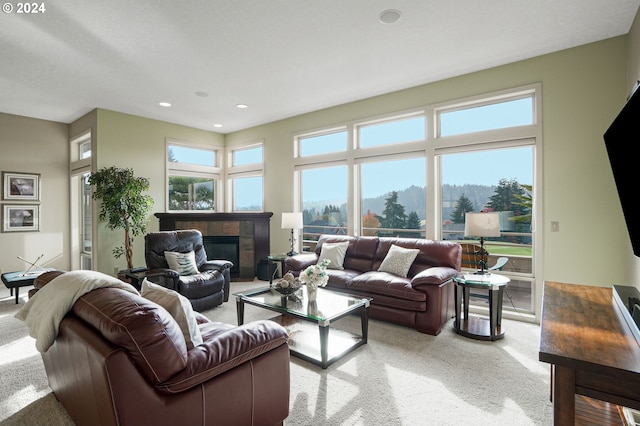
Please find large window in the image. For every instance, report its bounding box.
[294,84,541,319]
[167,141,219,211]
[441,147,534,312]
[300,165,348,240]
[436,88,537,314]
[360,157,425,238]
[227,143,264,211]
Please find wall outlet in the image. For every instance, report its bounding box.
[113,267,119,275]
[551,221,560,232]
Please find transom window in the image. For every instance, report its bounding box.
[168,144,216,167]
[358,115,425,148]
[297,129,347,157]
[438,95,534,137]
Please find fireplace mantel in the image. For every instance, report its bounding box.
[154,212,273,280]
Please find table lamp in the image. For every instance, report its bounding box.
[464,212,501,275]
[282,212,303,256]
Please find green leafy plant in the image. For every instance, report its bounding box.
[88,167,154,269]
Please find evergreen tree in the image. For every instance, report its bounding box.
[400,211,422,237]
[451,193,474,223]
[511,183,533,224]
[407,211,421,229]
[167,147,177,162]
[381,191,407,230]
[486,178,525,212]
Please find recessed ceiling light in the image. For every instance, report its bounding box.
[159,102,172,107]
[213,124,223,128]
[236,104,248,109]
[379,9,401,24]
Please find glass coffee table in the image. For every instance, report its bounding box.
[235,286,371,368]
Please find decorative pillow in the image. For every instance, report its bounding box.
[377,244,420,278]
[164,250,199,275]
[318,241,349,270]
[141,278,203,349]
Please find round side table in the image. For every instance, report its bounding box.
[453,273,510,341]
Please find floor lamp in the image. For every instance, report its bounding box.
[282,212,303,256]
[464,212,501,275]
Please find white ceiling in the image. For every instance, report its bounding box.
[1,0,638,134]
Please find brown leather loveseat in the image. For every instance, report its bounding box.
[285,235,461,335]
[35,272,290,426]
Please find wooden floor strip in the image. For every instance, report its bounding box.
[575,395,625,426]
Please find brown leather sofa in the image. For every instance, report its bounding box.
[285,235,461,335]
[37,273,290,426]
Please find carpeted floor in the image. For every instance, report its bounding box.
[0,280,553,425]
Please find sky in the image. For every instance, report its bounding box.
[299,146,532,203]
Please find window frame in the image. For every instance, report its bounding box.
[292,83,542,322]
[166,139,221,212]
[226,141,265,212]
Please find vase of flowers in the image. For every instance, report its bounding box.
[299,258,331,301]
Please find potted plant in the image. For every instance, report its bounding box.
[89,166,154,270]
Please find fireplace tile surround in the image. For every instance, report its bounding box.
[154,212,272,280]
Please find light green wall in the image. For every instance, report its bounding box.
[0,113,69,273]
[93,109,224,274]
[227,37,629,291]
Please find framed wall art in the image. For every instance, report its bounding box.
[2,171,41,201]
[2,204,40,232]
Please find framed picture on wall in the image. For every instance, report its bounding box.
[2,171,41,201]
[2,204,40,232]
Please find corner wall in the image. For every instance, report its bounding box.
[92,109,225,274]
[0,113,69,273]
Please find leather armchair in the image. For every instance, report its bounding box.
[38,277,290,426]
[144,230,232,311]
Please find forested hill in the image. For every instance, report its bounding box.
[361,184,496,220]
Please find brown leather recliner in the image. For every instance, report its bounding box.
[144,230,233,311]
[40,279,290,426]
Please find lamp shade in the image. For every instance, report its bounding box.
[464,212,501,238]
[281,212,303,229]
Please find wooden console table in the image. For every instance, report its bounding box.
[539,281,640,425]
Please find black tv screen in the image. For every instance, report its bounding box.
[604,81,640,257]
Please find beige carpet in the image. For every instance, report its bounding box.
[0,280,552,425]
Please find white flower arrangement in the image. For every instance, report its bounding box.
[299,258,331,289]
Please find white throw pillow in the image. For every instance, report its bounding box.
[377,244,420,278]
[318,241,350,270]
[164,250,199,275]
[141,278,203,349]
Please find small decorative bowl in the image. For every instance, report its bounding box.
[272,279,302,295]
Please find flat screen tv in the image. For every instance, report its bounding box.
[603,80,640,256]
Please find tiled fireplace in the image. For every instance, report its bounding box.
[154,212,273,280]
